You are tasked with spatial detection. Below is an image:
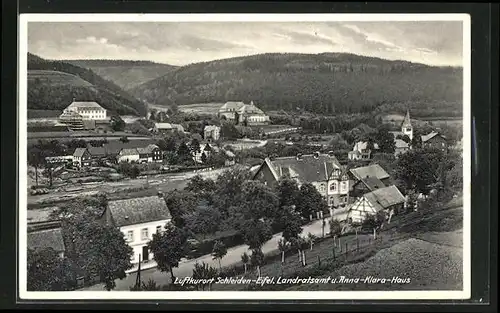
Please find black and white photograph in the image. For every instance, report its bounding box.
[18,13,471,300]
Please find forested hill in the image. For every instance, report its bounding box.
[131,53,463,117]
[27,53,147,116]
[65,59,178,91]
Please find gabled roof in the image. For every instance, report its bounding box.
[87,146,106,157]
[395,139,410,149]
[119,148,139,156]
[421,131,445,142]
[27,228,66,253]
[237,103,265,115]
[102,196,172,227]
[73,148,87,157]
[350,164,390,181]
[204,125,220,132]
[66,101,105,110]
[103,140,158,155]
[219,101,245,112]
[363,185,406,212]
[260,153,343,183]
[353,141,380,152]
[359,176,386,191]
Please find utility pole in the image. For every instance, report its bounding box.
[135,254,142,290]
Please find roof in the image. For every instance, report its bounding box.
[219,101,245,112]
[66,101,105,110]
[119,148,139,156]
[103,196,172,227]
[421,131,445,142]
[87,146,106,157]
[395,139,410,148]
[73,148,87,157]
[359,176,386,191]
[350,164,390,181]
[59,110,83,120]
[27,228,65,253]
[353,141,380,152]
[237,103,265,115]
[204,125,220,132]
[260,153,344,183]
[155,123,185,132]
[102,140,158,155]
[401,110,412,128]
[363,185,406,212]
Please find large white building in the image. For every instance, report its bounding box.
[99,196,172,265]
[62,101,107,121]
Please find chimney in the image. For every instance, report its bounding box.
[296,153,303,160]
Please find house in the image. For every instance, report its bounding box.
[394,139,411,157]
[58,110,84,130]
[389,109,413,157]
[27,227,66,258]
[348,141,380,160]
[204,125,221,142]
[117,148,140,163]
[192,143,217,164]
[253,152,350,213]
[62,100,107,121]
[87,145,107,162]
[137,144,162,163]
[346,185,406,224]
[349,164,391,185]
[421,131,448,152]
[218,101,270,126]
[101,140,159,159]
[349,175,387,198]
[99,195,172,264]
[45,155,73,165]
[73,148,92,167]
[153,123,185,134]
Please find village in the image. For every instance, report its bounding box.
[27,97,464,292]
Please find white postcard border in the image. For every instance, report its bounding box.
[18,13,472,300]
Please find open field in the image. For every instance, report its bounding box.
[177,102,223,115]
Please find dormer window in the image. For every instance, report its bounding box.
[329,182,337,191]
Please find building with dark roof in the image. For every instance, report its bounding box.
[27,227,66,258]
[421,131,448,152]
[253,152,350,210]
[218,101,270,126]
[350,164,391,182]
[72,148,91,167]
[99,195,172,264]
[347,185,406,224]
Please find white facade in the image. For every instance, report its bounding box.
[64,101,107,121]
[120,219,170,264]
[117,154,140,163]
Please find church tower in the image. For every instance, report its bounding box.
[401,109,413,141]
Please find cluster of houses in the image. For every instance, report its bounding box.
[348,110,449,160]
[27,194,173,270]
[218,101,270,126]
[253,152,407,224]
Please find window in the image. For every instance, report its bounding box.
[406,128,412,132]
[126,230,134,242]
[156,225,162,233]
[318,184,326,193]
[329,182,337,191]
[328,196,335,206]
[141,228,149,240]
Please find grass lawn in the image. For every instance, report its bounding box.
[209,199,463,291]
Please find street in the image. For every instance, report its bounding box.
[80,218,330,291]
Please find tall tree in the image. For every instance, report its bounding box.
[27,146,45,187]
[212,168,252,217]
[148,223,189,284]
[277,178,300,208]
[27,248,74,291]
[192,262,218,291]
[279,206,303,242]
[241,252,250,275]
[164,190,199,228]
[374,125,396,154]
[296,183,328,220]
[183,205,221,240]
[211,240,228,271]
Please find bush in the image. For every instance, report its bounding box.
[186,231,245,259]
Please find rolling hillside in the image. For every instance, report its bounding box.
[27,53,147,116]
[131,53,463,117]
[65,59,178,91]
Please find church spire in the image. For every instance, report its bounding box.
[401,109,413,141]
[402,109,411,128]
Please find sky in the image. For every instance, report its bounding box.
[27,21,464,67]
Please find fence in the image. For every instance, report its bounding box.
[212,230,395,291]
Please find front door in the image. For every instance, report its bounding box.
[142,246,149,261]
